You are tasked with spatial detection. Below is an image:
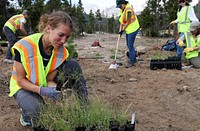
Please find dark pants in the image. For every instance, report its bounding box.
[3,26,18,60]
[14,60,88,126]
[56,59,89,102]
[126,29,139,63]
[176,33,184,58]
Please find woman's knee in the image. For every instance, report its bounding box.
[14,90,44,118]
[62,60,82,73]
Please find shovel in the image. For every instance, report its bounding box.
[109,34,121,69]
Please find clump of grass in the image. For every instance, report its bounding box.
[110,49,114,52]
[95,53,103,59]
[35,96,129,130]
[110,55,120,60]
[150,51,176,60]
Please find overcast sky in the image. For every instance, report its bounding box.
[76,0,147,12]
[74,0,199,12]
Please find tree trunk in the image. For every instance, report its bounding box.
[173,24,179,41]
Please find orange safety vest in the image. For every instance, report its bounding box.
[4,14,25,33]
[119,3,140,34]
[9,33,69,96]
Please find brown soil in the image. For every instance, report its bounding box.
[1,33,200,131]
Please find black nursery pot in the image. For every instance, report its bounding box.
[125,122,135,131]
[74,126,86,131]
[110,120,119,131]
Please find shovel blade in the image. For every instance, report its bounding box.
[109,63,119,69]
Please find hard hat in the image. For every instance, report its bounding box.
[116,0,125,8]
[189,21,200,31]
[22,10,30,15]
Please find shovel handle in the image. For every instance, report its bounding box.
[114,34,121,60]
[114,24,122,61]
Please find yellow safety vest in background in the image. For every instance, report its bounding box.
[185,32,200,59]
[4,14,25,33]
[9,33,69,96]
[119,3,140,34]
[177,6,191,33]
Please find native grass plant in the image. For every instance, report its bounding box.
[109,48,122,60]
[110,54,120,60]
[35,96,129,130]
[150,51,176,60]
[95,53,103,60]
[65,34,78,60]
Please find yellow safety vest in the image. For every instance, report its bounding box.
[177,6,191,33]
[119,3,140,34]
[184,32,200,59]
[4,14,25,33]
[9,33,69,96]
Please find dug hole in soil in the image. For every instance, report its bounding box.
[1,33,200,131]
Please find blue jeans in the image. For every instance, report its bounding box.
[3,26,18,60]
[126,29,139,63]
[176,33,184,57]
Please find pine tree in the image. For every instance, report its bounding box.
[76,0,86,35]
[95,9,102,32]
[88,9,95,33]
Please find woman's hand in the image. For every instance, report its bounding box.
[39,86,61,100]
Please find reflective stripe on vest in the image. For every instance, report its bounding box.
[185,32,199,59]
[177,6,191,33]
[9,33,68,96]
[5,14,24,32]
[119,3,140,34]
[122,7,136,25]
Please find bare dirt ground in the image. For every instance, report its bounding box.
[1,33,200,131]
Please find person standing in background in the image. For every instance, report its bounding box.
[116,0,140,68]
[3,10,30,63]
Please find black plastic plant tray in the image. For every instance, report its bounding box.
[150,57,182,70]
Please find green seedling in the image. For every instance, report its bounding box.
[36,96,130,130]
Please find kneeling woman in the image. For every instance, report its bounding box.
[181,21,200,68]
[9,11,89,128]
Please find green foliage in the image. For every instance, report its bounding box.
[110,55,116,59]
[150,51,175,60]
[87,10,95,34]
[95,9,102,21]
[108,15,115,33]
[94,53,103,59]
[65,43,78,59]
[76,0,87,35]
[194,3,200,19]
[36,96,129,130]
[139,0,178,37]
[44,0,62,13]
[67,32,75,44]
[164,0,178,22]
[1,0,180,37]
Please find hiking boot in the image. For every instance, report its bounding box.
[4,59,13,64]
[125,61,134,68]
[20,114,31,126]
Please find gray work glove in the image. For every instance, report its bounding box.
[39,86,61,100]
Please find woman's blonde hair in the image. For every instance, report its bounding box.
[38,11,73,33]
